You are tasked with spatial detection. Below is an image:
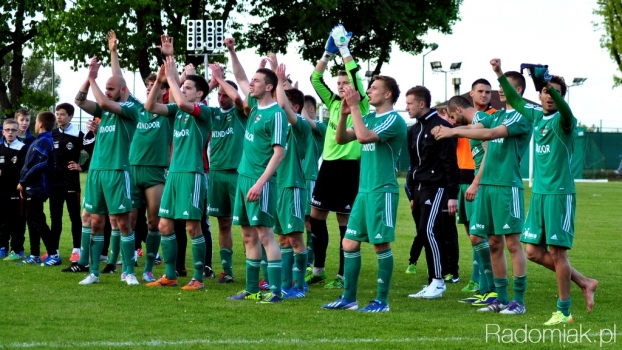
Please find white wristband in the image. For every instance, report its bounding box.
[339,47,351,58]
[320,51,335,63]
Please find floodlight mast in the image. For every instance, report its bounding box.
[186,19,225,81]
[430,61,462,101]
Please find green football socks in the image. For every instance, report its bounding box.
[220,248,233,276]
[107,229,121,265]
[191,235,206,282]
[557,298,572,316]
[89,235,104,276]
[494,277,510,305]
[513,275,527,305]
[77,226,91,266]
[246,258,261,293]
[160,234,178,280]
[343,249,361,302]
[376,249,394,305]
[144,230,161,273]
[120,232,135,275]
[280,247,294,290]
[293,250,308,289]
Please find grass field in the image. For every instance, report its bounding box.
[0,177,620,349]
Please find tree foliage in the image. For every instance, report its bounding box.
[0,53,61,115]
[0,0,63,114]
[241,0,463,76]
[36,0,248,81]
[594,0,622,88]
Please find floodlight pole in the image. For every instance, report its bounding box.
[422,43,438,86]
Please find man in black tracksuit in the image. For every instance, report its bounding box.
[404,86,459,300]
[0,119,28,258]
[50,103,87,263]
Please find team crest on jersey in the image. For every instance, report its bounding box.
[540,126,549,136]
[11,156,17,163]
[255,115,262,122]
[226,115,233,121]
[183,116,189,122]
[66,142,74,150]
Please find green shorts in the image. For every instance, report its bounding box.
[522,193,575,249]
[470,185,524,238]
[83,169,133,215]
[208,170,238,217]
[457,183,474,224]
[131,165,167,208]
[304,180,315,216]
[345,192,398,244]
[158,172,206,221]
[232,175,276,227]
[274,187,306,235]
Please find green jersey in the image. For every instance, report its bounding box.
[470,114,485,175]
[209,106,248,171]
[90,99,140,171]
[303,121,327,180]
[237,94,287,182]
[311,59,369,161]
[358,111,407,193]
[129,96,174,167]
[498,76,576,194]
[476,109,532,188]
[277,115,311,188]
[166,103,213,174]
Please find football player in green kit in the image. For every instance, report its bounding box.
[73,57,140,285]
[143,56,212,290]
[492,59,598,325]
[301,95,326,271]
[323,76,406,312]
[433,65,531,315]
[274,63,311,298]
[205,63,247,284]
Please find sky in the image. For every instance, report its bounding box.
[54,0,620,131]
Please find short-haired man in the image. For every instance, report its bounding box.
[323,76,406,312]
[49,103,87,265]
[301,94,327,269]
[405,86,459,300]
[144,56,213,290]
[494,60,598,324]
[433,64,532,314]
[224,47,287,302]
[453,80,497,293]
[308,24,370,289]
[0,119,27,261]
[205,63,248,284]
[71,57,140,285]
[274,64,311,298]
[18,112,56,264]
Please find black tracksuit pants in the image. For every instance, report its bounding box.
[49,186,82,249]
[411,186,459,283]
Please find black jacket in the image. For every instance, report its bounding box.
[0,139,27,197]
[19,131,55,201]
[52,124,85,189]
[407,109,459,199]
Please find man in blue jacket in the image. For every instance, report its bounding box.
[18,112,57,265]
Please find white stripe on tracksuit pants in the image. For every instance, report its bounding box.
[411,186,459,282]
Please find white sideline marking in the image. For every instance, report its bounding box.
[0,337,476,348]
[2,332,621,348]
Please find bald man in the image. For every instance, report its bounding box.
[68,57,140,285]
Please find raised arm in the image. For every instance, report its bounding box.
[209,63,244,111]
[342,85,378,144]
[144,64,171,116]
[225,37,251,96]
[74,57,98,115]
[311,29,339,106]
[164,56,195,114]
[107,30,123,76]
[275,64,299,125]
[87,59,123,115]
[435,123,508,141]
[545,84,575,131]
[156,34,180,87]
[491,58,532,122]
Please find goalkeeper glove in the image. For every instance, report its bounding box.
[321,32,339,63]
[331,24,353,58]
[520,63,551,92]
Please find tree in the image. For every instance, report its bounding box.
[1,53,61,116]
[0,0,64,114]
[241,0,463,76]
[36,0,247,82]
[594,0,622,88]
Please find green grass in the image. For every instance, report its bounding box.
[0,177,621,349]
